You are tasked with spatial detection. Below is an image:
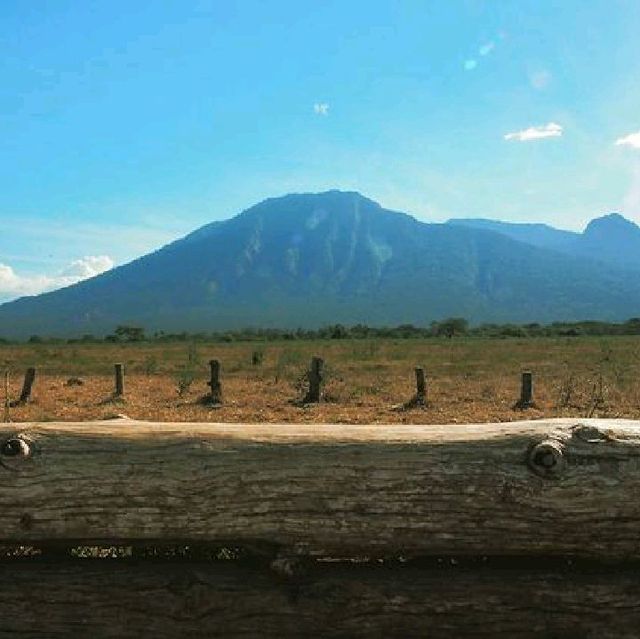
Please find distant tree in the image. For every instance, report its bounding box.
[113,325,146,342]
[625,318,640,334]
[350,324,370,338]
[28,335,43,344]
[330,324,348,339]
[434,317,468,339]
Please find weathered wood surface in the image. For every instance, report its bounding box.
[2,418,640,558]
[0,560,638,638]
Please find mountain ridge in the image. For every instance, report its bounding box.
[1,190,640,338]
[447,212,640,270]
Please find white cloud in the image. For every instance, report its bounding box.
[504,122,563,142]
[60,255,114,279]
[313,103,329,116]
[0,255,114,302]
[615,131,640,149]
[463,59,477,71]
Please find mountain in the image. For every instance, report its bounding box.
[1,190,640,338]
[448,213,640,271]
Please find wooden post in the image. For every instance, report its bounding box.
[515,371,534,409]
[2,369,9,422]
[208,359,222,404]
[304,357,324,403]
[114,364,125,398]
[415,367,426,406]
[15,367,36,406]
[8,367,36,407]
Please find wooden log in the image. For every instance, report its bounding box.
[114,363,125,398]
[2,418,640,558]
[304,357,324,403]
[0,559,639,638]
[207,359,222,404]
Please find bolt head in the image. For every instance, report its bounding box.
[1,438,30,458]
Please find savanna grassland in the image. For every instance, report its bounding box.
[2,336,640,424]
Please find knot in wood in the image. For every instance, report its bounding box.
[528,439,566,478]
[1,437,30,458]
[572,424,612,443]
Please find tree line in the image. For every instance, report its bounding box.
[2,317,640,345]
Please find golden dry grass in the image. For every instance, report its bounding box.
[2,336,640,424]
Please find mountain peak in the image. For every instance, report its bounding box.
[231,190,392,227]
[253,189,381,211]
[584,212,639,235]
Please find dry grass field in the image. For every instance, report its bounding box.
[2,336,640,424]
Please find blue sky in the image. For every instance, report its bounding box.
[1,0,640,300]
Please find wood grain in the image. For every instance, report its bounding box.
[0,560,638,638]
[1,418,640,558]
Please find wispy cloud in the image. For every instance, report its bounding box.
[464,38,497,71]
[615,131,640,149]
[313,103,329,116]
[0,256,114,303]
[504,122,563,142]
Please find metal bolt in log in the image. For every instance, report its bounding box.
[9,367,36,407]
[207,360,222,404]
[304,357,324,403]
[1,437,31,458]
[528,439,566,478]
[0,435,32,470]
[114,364,125,398]
[514,371,534,410]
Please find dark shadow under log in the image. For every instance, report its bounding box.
[0,559,638,638]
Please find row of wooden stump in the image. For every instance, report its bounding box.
[4,359,537,411]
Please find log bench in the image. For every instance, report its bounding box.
[2,417,640,637]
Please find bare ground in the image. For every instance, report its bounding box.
[3,336,640,423]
